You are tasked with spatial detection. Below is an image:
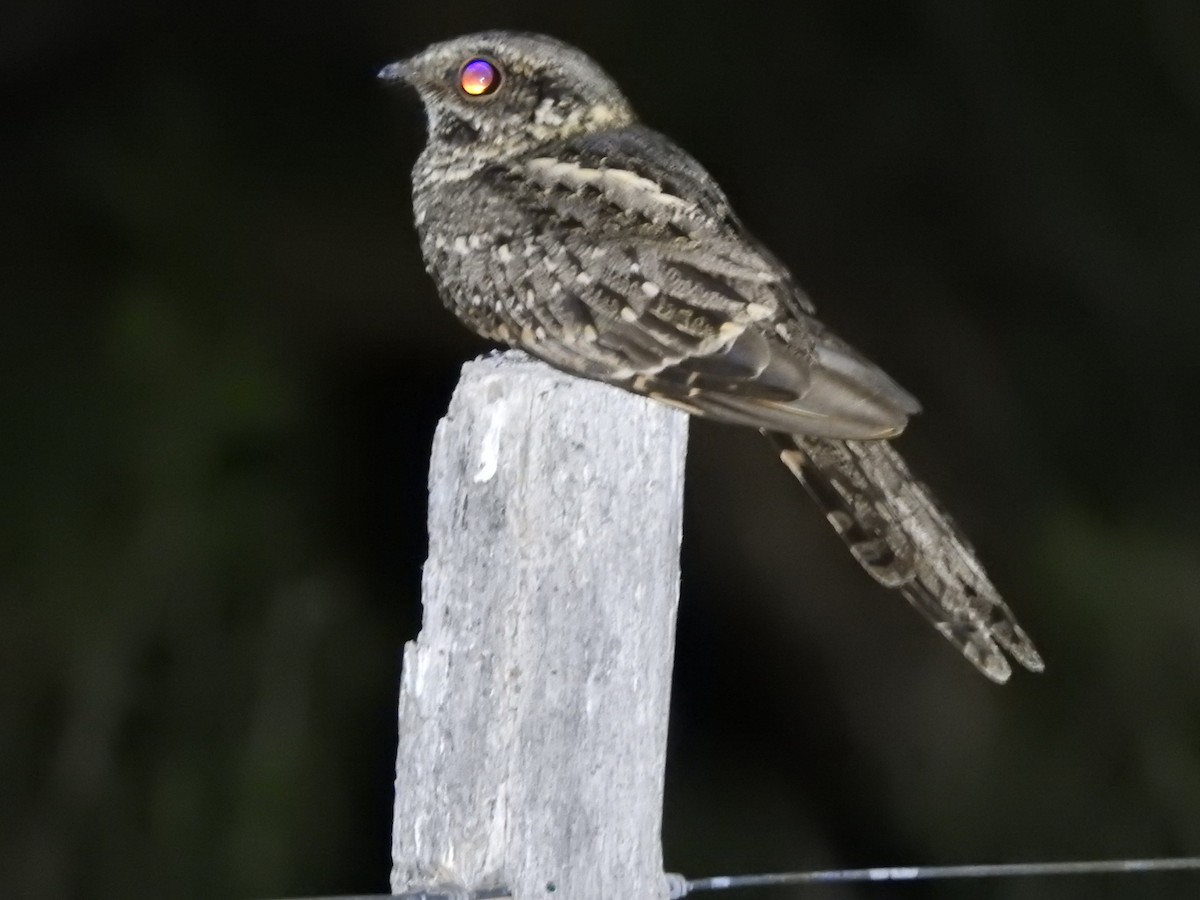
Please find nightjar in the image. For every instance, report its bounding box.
[380,31,1043,683]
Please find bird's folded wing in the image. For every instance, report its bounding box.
[483,128,919,438]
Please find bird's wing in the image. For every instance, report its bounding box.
[485,126,919,439]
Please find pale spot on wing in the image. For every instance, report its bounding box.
[526,157,698,212]
[527,157,602,187]
[600,168,696,210]
[533,97,564,127]
[587,103,623,127]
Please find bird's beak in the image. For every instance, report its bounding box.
[377,59,412,85]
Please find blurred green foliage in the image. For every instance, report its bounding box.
[3,1,1199,898]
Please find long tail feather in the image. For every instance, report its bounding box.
[767,431,1043,683]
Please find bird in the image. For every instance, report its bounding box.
[379,31,1043,683]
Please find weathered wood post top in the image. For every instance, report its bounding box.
[391,351,689,900]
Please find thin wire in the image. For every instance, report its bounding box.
[274,855,1200,900]
[670,856,1200,895]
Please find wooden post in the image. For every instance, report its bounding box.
[391,352,688,900]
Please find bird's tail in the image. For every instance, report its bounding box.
[767,432,1044,683]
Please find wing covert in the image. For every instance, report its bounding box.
[483,126,919,438]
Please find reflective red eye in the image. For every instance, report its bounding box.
[459,58,500,96]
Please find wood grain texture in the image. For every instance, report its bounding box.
[391,351,688,900]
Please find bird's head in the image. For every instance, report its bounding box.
[380,31,635,168]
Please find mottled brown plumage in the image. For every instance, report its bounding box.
[381,31,1043,681]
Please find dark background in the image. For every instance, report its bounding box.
[4,1,1200,898]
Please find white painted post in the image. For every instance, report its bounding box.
[391,351,688,900]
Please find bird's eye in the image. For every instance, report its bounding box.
[459,58,501,97]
